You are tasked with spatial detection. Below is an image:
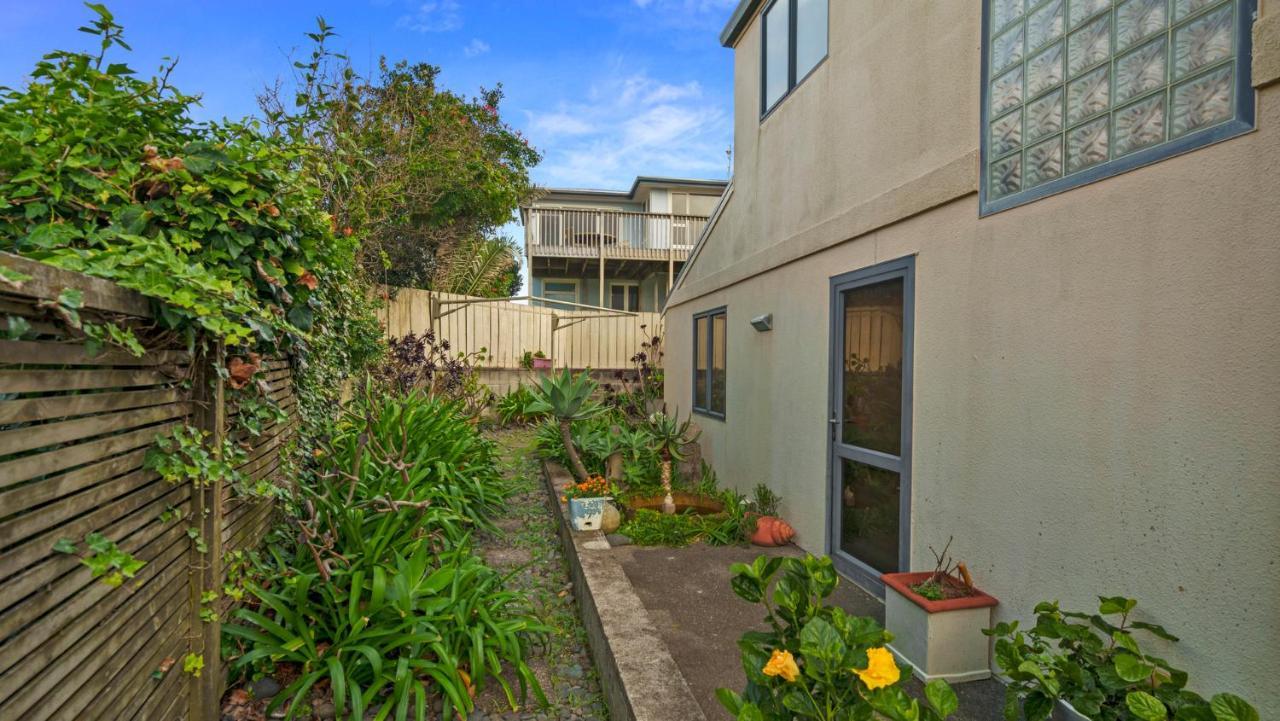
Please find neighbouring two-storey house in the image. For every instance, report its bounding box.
[665,0,1278,702]
[520,177,727,312]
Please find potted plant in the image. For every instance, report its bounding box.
[745,484,794,546]
[881,538,998,684]
[563,475,612,531]
[985,596,1260,721]
[530,350,552,370]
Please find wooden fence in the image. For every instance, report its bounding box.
[382,287,663,370]
[0,253,292,721]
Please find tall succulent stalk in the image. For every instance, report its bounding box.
[647,412,700,515]
[526,370,606,483]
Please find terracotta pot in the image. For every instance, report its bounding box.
[531,357,553,370]
[750,515,795,546]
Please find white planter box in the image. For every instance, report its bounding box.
[882,572,999,684]
[1053,700,1090,721]
[568,496,610,531]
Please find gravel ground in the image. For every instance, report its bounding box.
[471,427,609,721]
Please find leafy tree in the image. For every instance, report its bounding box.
[260,25,540,294]
[0,4,357,348]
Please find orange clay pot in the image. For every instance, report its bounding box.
[750,515,795,547]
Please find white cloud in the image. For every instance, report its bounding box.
[627,0,739,30]
[396,0,462,33]
[463,38,490,57]
[522,70,730,190]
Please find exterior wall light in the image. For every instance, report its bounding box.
[750,313,773,332]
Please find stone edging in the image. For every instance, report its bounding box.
[540,461,708,721]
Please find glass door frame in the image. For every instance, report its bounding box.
[826,255,915,596]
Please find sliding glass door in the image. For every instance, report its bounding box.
[828,257,914,593]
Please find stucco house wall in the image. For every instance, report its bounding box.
[664,0,1280,703]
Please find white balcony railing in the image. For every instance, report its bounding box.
[523,208,707,260]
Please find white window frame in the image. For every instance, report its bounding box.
[608,281,641,312]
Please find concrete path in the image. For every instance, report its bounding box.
[612,544,1007,721]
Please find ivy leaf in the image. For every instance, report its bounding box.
[1209,694,1259,721]
[57,287,84,309]
[0,265,33,289]
[5,315,31,339]
[53,538,78,554]
[1125,691,1168,721]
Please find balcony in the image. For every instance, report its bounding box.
[522,207,708,263]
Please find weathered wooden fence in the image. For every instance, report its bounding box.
[382,287,664,370]
[0,253,292,720]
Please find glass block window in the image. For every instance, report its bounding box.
[981,0,1255,214]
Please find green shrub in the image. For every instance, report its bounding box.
[224,387,543,720]
[226,544,544,721]
[495,385,537,426]
[985,597,1259,721]
[719,555,959,721]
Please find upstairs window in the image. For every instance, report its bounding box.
[762,0,829,115]
[693,308,727,417]
[981,0,1256,215]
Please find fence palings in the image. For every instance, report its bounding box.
[0,252,293,721]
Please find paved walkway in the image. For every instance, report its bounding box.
[474,428,610,721]
[611,543,1006,721]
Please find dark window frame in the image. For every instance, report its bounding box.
[760,0,830,118]
[826,256,915,596]
[692,306,727,419]
[979,0,1257,216]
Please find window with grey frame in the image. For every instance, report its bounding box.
[762,0,829,115]
[981,0,1256,215]
[692,308,726,417]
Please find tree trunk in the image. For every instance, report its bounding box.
[560,420,590,482]
[660,453,675,515]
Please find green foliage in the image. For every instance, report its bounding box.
[0,5,357,347]
[183,652,205,677]
[619,504,751,548]
[752,483,781,517]
[645,411,700,462]
[224,388,545,720]
[145,425,245,488]
[495,385,537,426]
[54,532,145,588]
[721,554,959,721]
[526,369,605,424]
[985,597,1259,721]
[261,22,539,292]
[433,235,522,298]
[526,370,607,481]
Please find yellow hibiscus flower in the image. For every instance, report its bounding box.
[762,649,800,682]
[854,647,900,690]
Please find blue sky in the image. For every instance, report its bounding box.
[0,1,737,191]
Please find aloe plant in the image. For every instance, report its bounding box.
[526,370,606,481]
[646,412,700,514]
